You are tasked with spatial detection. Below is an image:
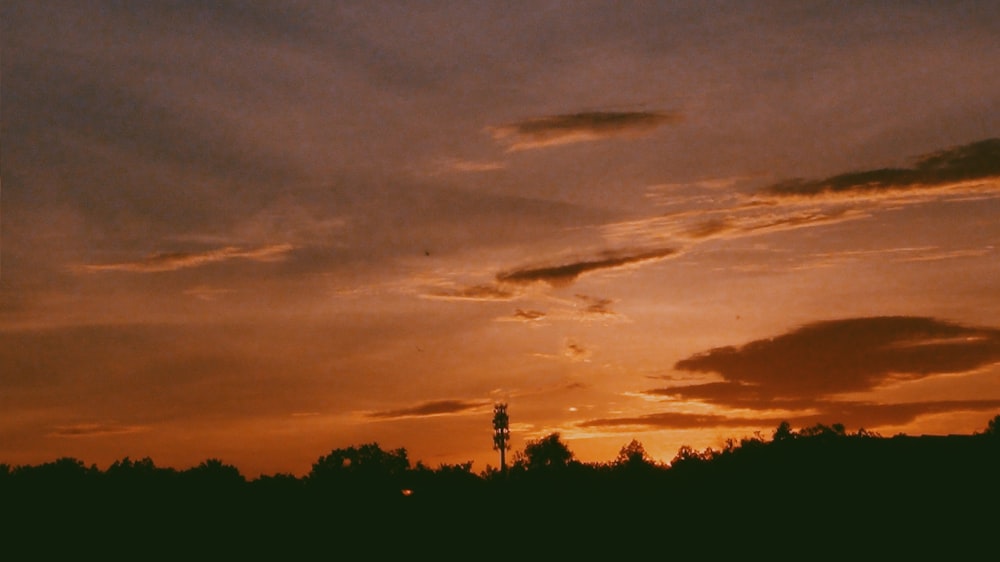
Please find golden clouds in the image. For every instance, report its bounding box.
[77,244,295,273]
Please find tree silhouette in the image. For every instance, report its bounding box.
[615,439,655,469]
[984,413,1000,437]
[520,432,575,471]
[772,420,796,442]
[308,442,410,502]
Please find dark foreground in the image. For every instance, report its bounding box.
[3,431,998,557]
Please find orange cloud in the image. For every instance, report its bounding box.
[77,243,295,273]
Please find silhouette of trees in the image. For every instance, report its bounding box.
[773,420,796,441]
[615,439,651,466]
[182,458,245,492]
[2,411,999,557]
[984,413,1000,437]
[307,442,410,501]
[516,432,576,471]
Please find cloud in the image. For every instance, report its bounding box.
[582,316,1000,434]
[564,340,592,362]
[489,111,681,151]
[672,316,1000,397]
[579,411,767,430]
[366,399,490,420]
[511,309,547,321]
[434,158,506,173]
[577,399,1000,431]
[763,138,1000,198]
[50,422,149,437]
[602,196,870,250]
[422,283,518,301]
[496,247,679,287]
[575,294,616,316]
[77,244,295,273]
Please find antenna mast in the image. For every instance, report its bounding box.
[492,403,510,473]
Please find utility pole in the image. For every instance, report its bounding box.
[492,403,510,474]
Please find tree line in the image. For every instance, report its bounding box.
[2,415,998,556]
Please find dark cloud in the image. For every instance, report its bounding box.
[764,138,1000,197]
[512,309,547,321]
[643,381,815,410]
[684,218,733,239]
[564,341,590,360]
[77,244,295,273]
[592,316,1000,433]
[673,316,1000,397]
[366,399,489,420]
[423,284,517,301]
[575,294,616,316]
[579,411,755,430]
[490,111,681,151]
[578,399,1000,431]
[50,422,149,438]
[496,247,678,287]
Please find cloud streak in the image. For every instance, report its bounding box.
[77,244,295,273]
[422,284,518,301]
[50,422,149,437]
[489,111,681,151]
[763,138,1000,198]
[366,399,490,420]
[496,247,679,287]
[578,400,1000,431]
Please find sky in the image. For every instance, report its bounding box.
[2,0,1000,478]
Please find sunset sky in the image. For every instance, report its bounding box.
[3,1,1000,478]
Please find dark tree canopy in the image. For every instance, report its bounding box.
[520,432,575,471]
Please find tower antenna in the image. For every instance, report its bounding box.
[492,403,510,474]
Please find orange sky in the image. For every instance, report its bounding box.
[3,1,1000,478]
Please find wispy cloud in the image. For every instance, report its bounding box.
[510,309,547,322]
[50,422,149,437]
[366,399,490,420]
[496,247,679,287]
[578,400,1000,431]
[489,111,681,151]
[421,283,518,301]
[603,139,999,259]
[564,340,592,362]
[433,158,507,173]
[574,294,616,316]
[763,138,1000,199]
[603,201,870,247]
[77,243,295,273]
[422,247,679,301]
